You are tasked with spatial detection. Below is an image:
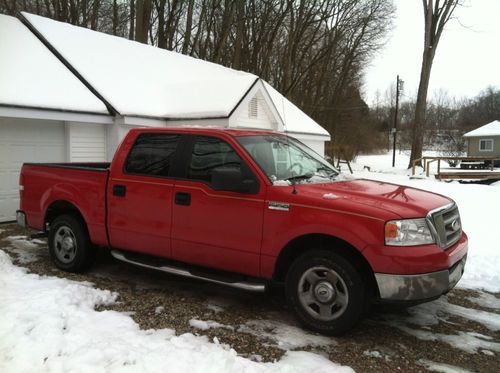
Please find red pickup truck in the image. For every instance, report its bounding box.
[17,127,467,335]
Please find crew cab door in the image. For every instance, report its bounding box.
[171,135,265,277]
[107,132,183,257]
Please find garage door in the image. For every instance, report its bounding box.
[0,118,65,222]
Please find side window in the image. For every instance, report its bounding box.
[187,136,242,184]
[479,139,493,151]
[125,133,179,177]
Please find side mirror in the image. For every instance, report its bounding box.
[211,167,259,194]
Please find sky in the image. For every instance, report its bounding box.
[363,0,500,106]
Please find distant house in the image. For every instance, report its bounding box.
[463,120,500,157]
[0,12,330,222]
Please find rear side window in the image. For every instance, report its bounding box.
[187,136,242,183]
[125,133,179,177]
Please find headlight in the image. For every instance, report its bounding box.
[385,218,435,246]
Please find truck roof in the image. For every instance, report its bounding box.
[128,127,284,137]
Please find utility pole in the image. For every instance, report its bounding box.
[392,75,403,167]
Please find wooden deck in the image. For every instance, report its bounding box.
[412,156,500,181]
[435,171,500,180]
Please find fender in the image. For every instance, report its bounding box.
[41,182,108,246]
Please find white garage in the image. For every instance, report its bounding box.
[0,119,65,221]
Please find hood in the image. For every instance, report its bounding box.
[289,179,452,219]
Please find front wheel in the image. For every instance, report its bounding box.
[48,215,95,272]
[285,250,366,335]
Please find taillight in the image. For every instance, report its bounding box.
[19,173,24,198]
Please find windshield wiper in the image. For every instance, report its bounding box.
[285,173,314,183]
[316,166,339,178]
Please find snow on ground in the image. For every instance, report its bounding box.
[0,250,350,373]
[466,292,500,310]
[190,319,234,331]
[238,319,334,350]
[394,297,500,332]
[351,151,500,293]
[3,235,45,264]
[380,296,500,354]
[417,359,473,373]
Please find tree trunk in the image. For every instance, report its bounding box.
[129,0,135,40]
[409,46,435,167]
[408,0,459,168]
[181,0,194,54]
[135,0,151,43]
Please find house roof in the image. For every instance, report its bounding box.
[463,120,500,137]
[0,12,328,137]
[0,14,108,114]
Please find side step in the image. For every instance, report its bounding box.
[110,250,266,292]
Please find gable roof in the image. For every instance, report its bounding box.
[463,120,500,137]
[0,14,107,114]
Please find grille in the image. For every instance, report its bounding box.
[429,204,462,249]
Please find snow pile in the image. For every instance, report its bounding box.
[0,250,351,372]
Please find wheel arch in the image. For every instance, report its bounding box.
[44,200,86,231]
[273,233,379,299]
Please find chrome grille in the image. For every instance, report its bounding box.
[428,203,462,249]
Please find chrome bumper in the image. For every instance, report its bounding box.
[375,255,467,301]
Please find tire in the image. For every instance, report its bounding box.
[285,249,366,336]
[48,214,95,272]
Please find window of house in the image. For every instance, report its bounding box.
[187,136,243,184]
[479,139,494,151]
[125,133,179,176]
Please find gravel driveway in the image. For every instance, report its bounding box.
[1,223,499,372]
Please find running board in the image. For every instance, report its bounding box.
[110,250,266,292]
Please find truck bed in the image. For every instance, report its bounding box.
[20,162,110,246]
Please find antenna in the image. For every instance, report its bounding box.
[281,95,297,194]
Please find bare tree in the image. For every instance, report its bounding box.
[408,0,460,167]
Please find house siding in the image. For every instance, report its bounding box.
[467,136,500,156]
[67,122,106,162]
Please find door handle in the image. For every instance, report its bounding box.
[113,184,126,197]
[175,192,191,206]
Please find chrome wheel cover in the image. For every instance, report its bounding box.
[53,226,77,264]
[297,266,349,321]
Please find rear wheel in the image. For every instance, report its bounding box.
[48,215,95,272]
[286,250,366,335]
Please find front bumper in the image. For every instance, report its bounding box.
[375,254,467,302]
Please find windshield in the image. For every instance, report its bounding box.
[236,135,339,184]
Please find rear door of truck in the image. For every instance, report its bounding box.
[107,131,182,257]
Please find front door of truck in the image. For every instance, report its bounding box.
[171,135,265,277]
[107,132,182,258]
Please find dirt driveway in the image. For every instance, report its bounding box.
[1,223,499,372]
